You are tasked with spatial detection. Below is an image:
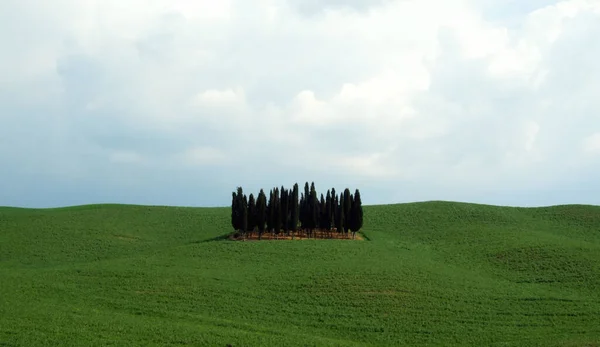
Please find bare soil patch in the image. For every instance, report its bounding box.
[229,229,364,241]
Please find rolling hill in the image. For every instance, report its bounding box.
[1,202,599,346]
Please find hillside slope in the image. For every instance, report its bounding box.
[1,202,599,346]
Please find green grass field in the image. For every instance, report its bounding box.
[1,202,599,346]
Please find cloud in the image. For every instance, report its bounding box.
[177,146,229,167]
[1,0,600,208]
[582,133,600,154]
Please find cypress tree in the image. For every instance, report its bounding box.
[281,187,289,235]
[336,192,344,236]
[304,182,310,202]
[241,194,248,236]
[256,189,267,240]
[274,187,281,236]
[267,189,274,234]
[343,188,352,235]
[291,183,299,238]
[332,193,338,233]
[232,187,244,232]
[299,192,306,233]
[286,190,294,232]
[319,194,326,231]
[248,193,257,236]
[231,191,238,231]
[349,193,354,230]
[302,182,310,235]
[355,189,364,231]
[350,189,363,239]
[289,187,294,237]
[325,190,332,233]
[309,182,318,237]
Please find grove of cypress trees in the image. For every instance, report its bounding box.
[230,184,361,240]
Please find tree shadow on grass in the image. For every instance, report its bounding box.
[194,233,234,243]
[359,232,371,241]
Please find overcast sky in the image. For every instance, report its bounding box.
[1,0,599,208]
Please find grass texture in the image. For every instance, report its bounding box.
[1,202,599,346]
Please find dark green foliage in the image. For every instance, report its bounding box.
[285,190,294,232]
[350,189,363,238]
[241,194,248,234]
[299,193,306,230]
[267,190,275,233]
[248,194,257,234]
[256,190,267,238]
[325,190,333,231]
[231,184,362,238]
[280,187,289,234]
[336,192,344,233]
[300,182,310,231]
[343,189,352,234]
[290,183,299,233]
[309,182,318,235]
[332,190,338,232]
[231,187,244,231]
[274,187,281,235]
[231,192,238,231]
[319,194,326,229]
[349,194,354,233]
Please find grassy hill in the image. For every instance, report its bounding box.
[1,202,599,346]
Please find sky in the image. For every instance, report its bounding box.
[1,0,599,208]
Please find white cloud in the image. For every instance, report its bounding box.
[1,0,600,207]
[524,120,541,153]
[582,133,600,154]
[177,147,228,167]
[170,0,233,20]
[191,88,246,113]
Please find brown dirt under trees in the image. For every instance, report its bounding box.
[228,229,364,241]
